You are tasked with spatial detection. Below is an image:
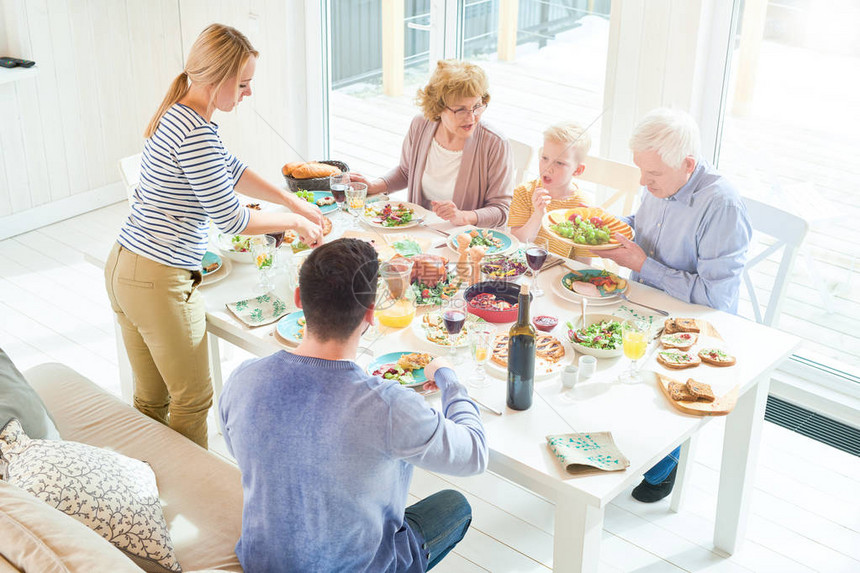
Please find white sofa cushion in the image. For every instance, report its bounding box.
[0,480,143,572]
[24,363,244,572]
[0,419,181,573]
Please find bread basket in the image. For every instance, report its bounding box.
[283,160,349,192]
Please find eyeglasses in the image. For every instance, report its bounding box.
[444,103,487,120]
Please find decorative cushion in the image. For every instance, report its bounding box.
[0,419,181,573]
[0,348,59,440]
[0,480,144,572]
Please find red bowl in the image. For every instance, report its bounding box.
[464,281,532,323]
[532,315,558,332]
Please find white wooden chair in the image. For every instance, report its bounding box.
[508,138,534,186]
[671,197,808,514]
[740,197,809,327]
[118,153,142,207]
[578,155,641,216]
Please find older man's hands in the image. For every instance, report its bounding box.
[598,233,647,272]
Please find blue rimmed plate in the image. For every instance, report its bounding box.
[447,227,517,256]
[276,310,306,345]
[366,351,432,388]
[201,251,222,275]
[312,191,339,215]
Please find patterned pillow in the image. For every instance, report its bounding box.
[0,419,181,573]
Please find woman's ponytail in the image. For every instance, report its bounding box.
[144,71,190,138]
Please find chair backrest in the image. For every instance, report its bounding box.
[118,153,142,206]
[508,138,534,186]
[577,155,641,216]
[741,196,809,326]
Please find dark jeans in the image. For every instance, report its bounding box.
[404,489,472,571]
[643,446,681,485]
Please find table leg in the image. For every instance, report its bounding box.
[670,433,698,513]
[208,333,224,434]
[114,319,134,404]
[714,375,770,553]
[554,494,603,572]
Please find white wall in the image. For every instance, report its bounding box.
[0,0,320,240]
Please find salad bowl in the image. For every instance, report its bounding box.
[566,313,625,358]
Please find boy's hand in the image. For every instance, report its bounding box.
[531,187,552,213]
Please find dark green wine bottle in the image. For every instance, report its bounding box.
[506,284,535,410]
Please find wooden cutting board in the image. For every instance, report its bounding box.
[654,372,738,416]
[648,319,737,416]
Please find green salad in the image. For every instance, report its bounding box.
[551,215,611,245]
[567,319,622,350]
[230,235,253,252]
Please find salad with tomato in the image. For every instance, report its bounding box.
[567,319,622,350]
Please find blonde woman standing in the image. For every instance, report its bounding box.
[105,24,322,448]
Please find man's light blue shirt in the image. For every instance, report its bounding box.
[622,160,752,313]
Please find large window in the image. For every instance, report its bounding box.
[716,0,860,374]
[327,0,611,179]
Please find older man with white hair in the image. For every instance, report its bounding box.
[601,108,752,502]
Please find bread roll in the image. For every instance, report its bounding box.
[282,161,304,177]
[291,162,341,179]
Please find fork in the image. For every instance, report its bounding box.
[617,292,669,316]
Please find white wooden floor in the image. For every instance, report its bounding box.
[1,202,858,572]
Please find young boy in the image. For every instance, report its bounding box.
[508,122,592,258]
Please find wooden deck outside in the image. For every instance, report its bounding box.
[330,33,860,371]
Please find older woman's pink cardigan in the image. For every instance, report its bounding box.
[381,115,514,228]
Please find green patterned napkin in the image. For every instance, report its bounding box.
[546,432,630,475]
[226,292,291,327]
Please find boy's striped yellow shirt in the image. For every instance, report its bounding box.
[508,179,587,258]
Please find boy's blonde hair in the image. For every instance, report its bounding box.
[543,122,592,164]
[145,24,259,138]
[416,60,490,121]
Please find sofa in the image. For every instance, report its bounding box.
[1,362,244,572]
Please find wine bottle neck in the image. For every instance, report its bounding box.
[517,292,530,325]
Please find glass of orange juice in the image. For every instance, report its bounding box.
[375,258,416,328]
[620,319,648,383]
[468,326,495,388]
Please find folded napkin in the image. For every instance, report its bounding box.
[615,305,658,325]
[546,432,630,476]
[226,292,291,327]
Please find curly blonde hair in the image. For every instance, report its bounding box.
[416,60,490,121]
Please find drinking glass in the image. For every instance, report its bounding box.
[468,326,495,389]
[250,235,277,294]
[441,297,468,363]
[375,258,416,328]
[619,320,648,383]
[329,172,350,219]
[525,237,549,297]
[345,182,368,229]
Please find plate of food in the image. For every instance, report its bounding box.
[557,269,629,304]
[412,311,484,348]
[447,228,518,256]
[363,202,426,229]
[480,255,528,282]
[542,207,633,252]
[201,250,222,275]
[565,313,625,358]
[486,333,569,380]
[294,189,339,215]
[275,310,306,346]
[411,271,463,307]
[200,250,232,286]
[366,351,434,388]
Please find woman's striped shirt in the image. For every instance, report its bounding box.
[117,103,250,270]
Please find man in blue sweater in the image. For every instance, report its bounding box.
[219,238,488,572]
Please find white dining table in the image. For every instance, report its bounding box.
[195,210,799,572]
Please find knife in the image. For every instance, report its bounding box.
[471,396,502,416]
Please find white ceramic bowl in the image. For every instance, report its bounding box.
[566,313,625,358]
[216,233,255,264]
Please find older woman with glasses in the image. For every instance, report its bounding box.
[352,60,514,228]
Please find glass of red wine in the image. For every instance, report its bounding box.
[442,298,468,363]
[526,236,549,297]
[329,173,349,217]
